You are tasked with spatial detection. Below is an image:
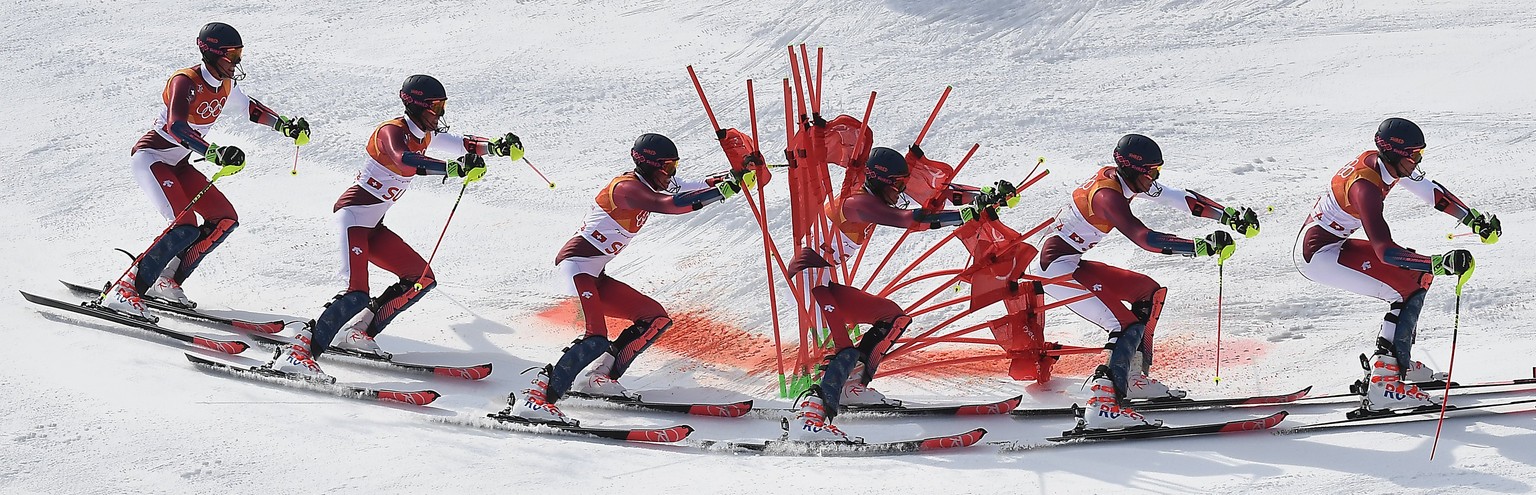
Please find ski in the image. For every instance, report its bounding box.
[1012,388,1311,417]
[185,353,440,406]
[1051,410,1288,442]
[1295,377,1536,405]
[240,332,493,380]
[484,410,694,443]
[61,280,288,334]
[1274,397,1536,435]
[761,395,1022,417]
[564,391,753,417]
[22,290,249,354]
[703,427,988,456]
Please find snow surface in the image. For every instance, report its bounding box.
[4,0,1536,493]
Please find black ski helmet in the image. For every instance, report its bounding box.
[196,22,243,58]
[399,74,447,112]
[865,147,909,190]
[1374,117,1425,162]
[1113,134,1163,175]
[631,133,679,172]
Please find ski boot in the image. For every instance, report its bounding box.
[1356,352,1441,417]
[267,326,333,383]
[332,319,390,359]
[100,275,157,323]
[840,380,902,408]
[1075,365,1162,432]
[786,387,852,442]
[145,276,194,308]
[573,355,629,397]
[1125,372,1188,401]
[508,366,576,426]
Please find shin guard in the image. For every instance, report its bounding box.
[853,315,911,385]
[815,347,862,419]
[606,316,672,379]
[310,290,371,357]
[1391,289,1428,376]
[368,276,436,337]
[1131,288,1166,374]
[547,335,612,402]
[134,225,202,295]
[1106,322,1147,404]
[174,219,238,282]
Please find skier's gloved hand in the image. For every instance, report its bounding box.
[1462,209,1501,244]
[489,133,525,161]
[447,153,487,183]
[959,203,997,224]
[716,175,743,199]
[976,179,1020,209]
[205,144,247,179]
[275,116,311,146]
[739,152,770,187]
[1220,206,1261,238]
[1431,249,1474,276]
[1194,230,1236,262]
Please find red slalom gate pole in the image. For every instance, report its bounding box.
[913,86,952,147]
[685,65,723,132]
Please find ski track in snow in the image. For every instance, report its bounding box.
[3,0,1536,493]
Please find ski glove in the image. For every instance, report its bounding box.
[275,116,311,146]
[1462,209,1501,244]
[447,153,487,183]
[1220,206,1261,238]
[205,144,247,179]
[959,203,998,224]
[1194,230,1236,262]
[1431,249,1474,276]
[716,175,743,200]
[978,179,1021,209]
[489,133,525,161]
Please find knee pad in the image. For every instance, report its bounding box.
[854,315,911,384]
[175,219,238,282]
[548,335,612,401]
[311,290,371,357]
[135,225,203,294]
[368,276,436,337]
[815,347,863,419]
[607,316,672,379]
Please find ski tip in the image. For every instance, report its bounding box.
[377,390,441,406]
[629,425,694,443]
[689,400,753,417]
[193,336,249,354]
[920,428,988,450]
[956,396,1023,415]
[434,363,494,380]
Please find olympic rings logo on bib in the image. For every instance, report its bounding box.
[196,97,226,120]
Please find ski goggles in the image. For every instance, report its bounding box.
[428,99,447,117]
[222,46,243,65]
[658,158,679,176]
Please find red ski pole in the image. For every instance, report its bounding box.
[1430,270,1472,459]
[413,182,470,290]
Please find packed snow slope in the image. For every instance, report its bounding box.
[4,1,1536,494]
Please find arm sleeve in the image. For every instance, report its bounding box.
[612,179,718,214]
[426,130,492,156]
[674,176,711,191]
[1141,181,1226,220]
[1350,180,1433,272]
[843,194,960,230]
[1098,188,1197,255]
[1397,171,1475,222]
[233,84,282,128]
[162,75,211,154]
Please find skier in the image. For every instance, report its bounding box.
[267,74,523,380]
[779,145,1004,441]
[1027,133,1259,431]
[507,133,759,425]
[1294,117,1494,414]
[102,22,311,320]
